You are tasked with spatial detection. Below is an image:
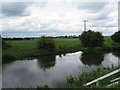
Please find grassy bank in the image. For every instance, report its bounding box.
[2,38,81,61]
[55,66,120,88]
[2,37,120,61]
[36,66,119,88]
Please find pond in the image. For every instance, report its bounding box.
[2,51,119,88]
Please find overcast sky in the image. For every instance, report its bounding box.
[1,1,118,37]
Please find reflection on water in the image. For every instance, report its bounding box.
[112,52,120,59]
[37,55,56,71]
[80,51,104,66]
[2,51,119,88]
[102,53,119,67]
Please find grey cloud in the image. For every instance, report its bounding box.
[2,2,30,16]
[75,2,108,13]
[32,2,47,7]
[95,14,108,20]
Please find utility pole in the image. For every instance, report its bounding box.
[83,20,87,31]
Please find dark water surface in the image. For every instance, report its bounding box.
[2,51,119,88]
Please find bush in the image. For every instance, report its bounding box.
[37,36,56,51]
[79,30,104,47]
[111,31,120,43]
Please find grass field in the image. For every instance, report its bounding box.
[2,37,119,61]
[3,38,81,60]
[55,38,81,48]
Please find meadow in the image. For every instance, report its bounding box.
[3,38,81,61]
[2,37,119,61]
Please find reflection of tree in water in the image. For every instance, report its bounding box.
[37,55,56,71]
[112,52,120,58]
[80,51,104,66]
[112,52,120,66]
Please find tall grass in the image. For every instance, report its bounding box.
[56,66,119,88]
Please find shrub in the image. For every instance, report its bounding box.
[37,36,56,51]
[79,30,104,47]
[111,31,120,43]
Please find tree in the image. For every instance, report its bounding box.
[79,30,104,47]
[111,31,120,43]
[37,36,56,51]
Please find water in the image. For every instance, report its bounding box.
[2,51,119,88]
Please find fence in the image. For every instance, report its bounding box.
[84,68,120,87]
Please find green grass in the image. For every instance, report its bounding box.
[3,38,120,88]
[55,38,81,48]
[3,40,37,59]
[80,37,120,52]
[3,39,81,61]
[104,37,114,47]
[2,37,120,61]
[36,66,119,88]
[55,66,119,88]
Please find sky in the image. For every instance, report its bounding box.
[0,0,119,37]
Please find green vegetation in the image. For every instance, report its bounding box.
[55,38,81,48]
[79,30,104,47]
[79,30,120,52]
[55,38,81,54]
[2,39,11,49]
[80,37,120,52]
[37,37,56,51]
[2,35,120,61]
[2,38,81,61]
[2,30,120,60]
[36,66,119,88]
[55,66,119,88]
[111,31,120,43]
[2,32,120,88]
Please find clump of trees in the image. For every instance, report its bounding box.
[37,36,56,51]
[79,30,104,47]
[111,31,120,43]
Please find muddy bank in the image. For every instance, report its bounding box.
[68,47,80,52]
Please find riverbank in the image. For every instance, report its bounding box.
[2,39,81,62]
[2,37,120,62]
[56,66,120,88]
[37,66,120,88]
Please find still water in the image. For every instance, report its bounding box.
[2,51,119,88]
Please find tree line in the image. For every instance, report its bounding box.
[2,30,120,50]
